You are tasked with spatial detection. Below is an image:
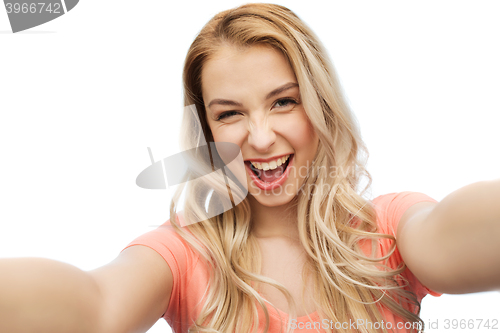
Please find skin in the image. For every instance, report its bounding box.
[201,44,320,315]
[199,43,500,313]
[86,43,500,329]
[398,180,500,294]
[2,42,499,333]
[202,44,319,240]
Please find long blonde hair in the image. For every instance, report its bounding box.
[169,3,424,332]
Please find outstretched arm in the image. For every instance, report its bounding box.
[0,257,102,333]
[397,179,500,294]
[0,245,173,333]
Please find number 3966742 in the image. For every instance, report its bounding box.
[5,3,61,14]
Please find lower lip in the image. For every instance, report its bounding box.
[245,155,294,191]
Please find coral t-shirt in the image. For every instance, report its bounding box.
[122,192,442,332]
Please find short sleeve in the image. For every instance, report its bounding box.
[373,192,443,299]
[121,221,197,322]
[122,221,190,289]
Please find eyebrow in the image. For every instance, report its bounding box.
[207,82,299,109]
[266,82,299,99]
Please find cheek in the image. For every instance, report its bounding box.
[210,123,247,145]
[207,121,223,142]
[295,125,316,149]
[277,114,318,152]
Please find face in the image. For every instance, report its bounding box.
[201,44,319,208]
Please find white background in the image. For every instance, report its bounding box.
[1,1,499,332]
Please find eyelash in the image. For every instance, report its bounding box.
[216,111,240,121]
[216,98,298,121]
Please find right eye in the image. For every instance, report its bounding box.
[217,111,240,121]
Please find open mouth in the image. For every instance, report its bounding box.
[245,154,292,183]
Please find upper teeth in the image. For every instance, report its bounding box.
[251,155,290,170]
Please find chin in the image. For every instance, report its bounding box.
[255,195,294,207]
[247,184,299,208]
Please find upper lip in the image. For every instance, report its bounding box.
[244,154,293,163]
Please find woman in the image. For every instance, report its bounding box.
[0,3,499,333]
[120,3,500,332]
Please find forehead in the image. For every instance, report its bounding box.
[201,44,297,102]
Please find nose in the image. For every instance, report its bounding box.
[247,117,276,153]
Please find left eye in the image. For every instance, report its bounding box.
[274,98,297,108]
[217,111,240,121]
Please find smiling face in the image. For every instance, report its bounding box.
[201,44,319,208]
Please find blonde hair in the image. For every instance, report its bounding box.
[169,3,424,332]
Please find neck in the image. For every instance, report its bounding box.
[248,196,300,241]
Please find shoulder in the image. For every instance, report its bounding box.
[372,191,438,236]
[122,218,202,282]
[370,192,443,298]
[121,218,211,329]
